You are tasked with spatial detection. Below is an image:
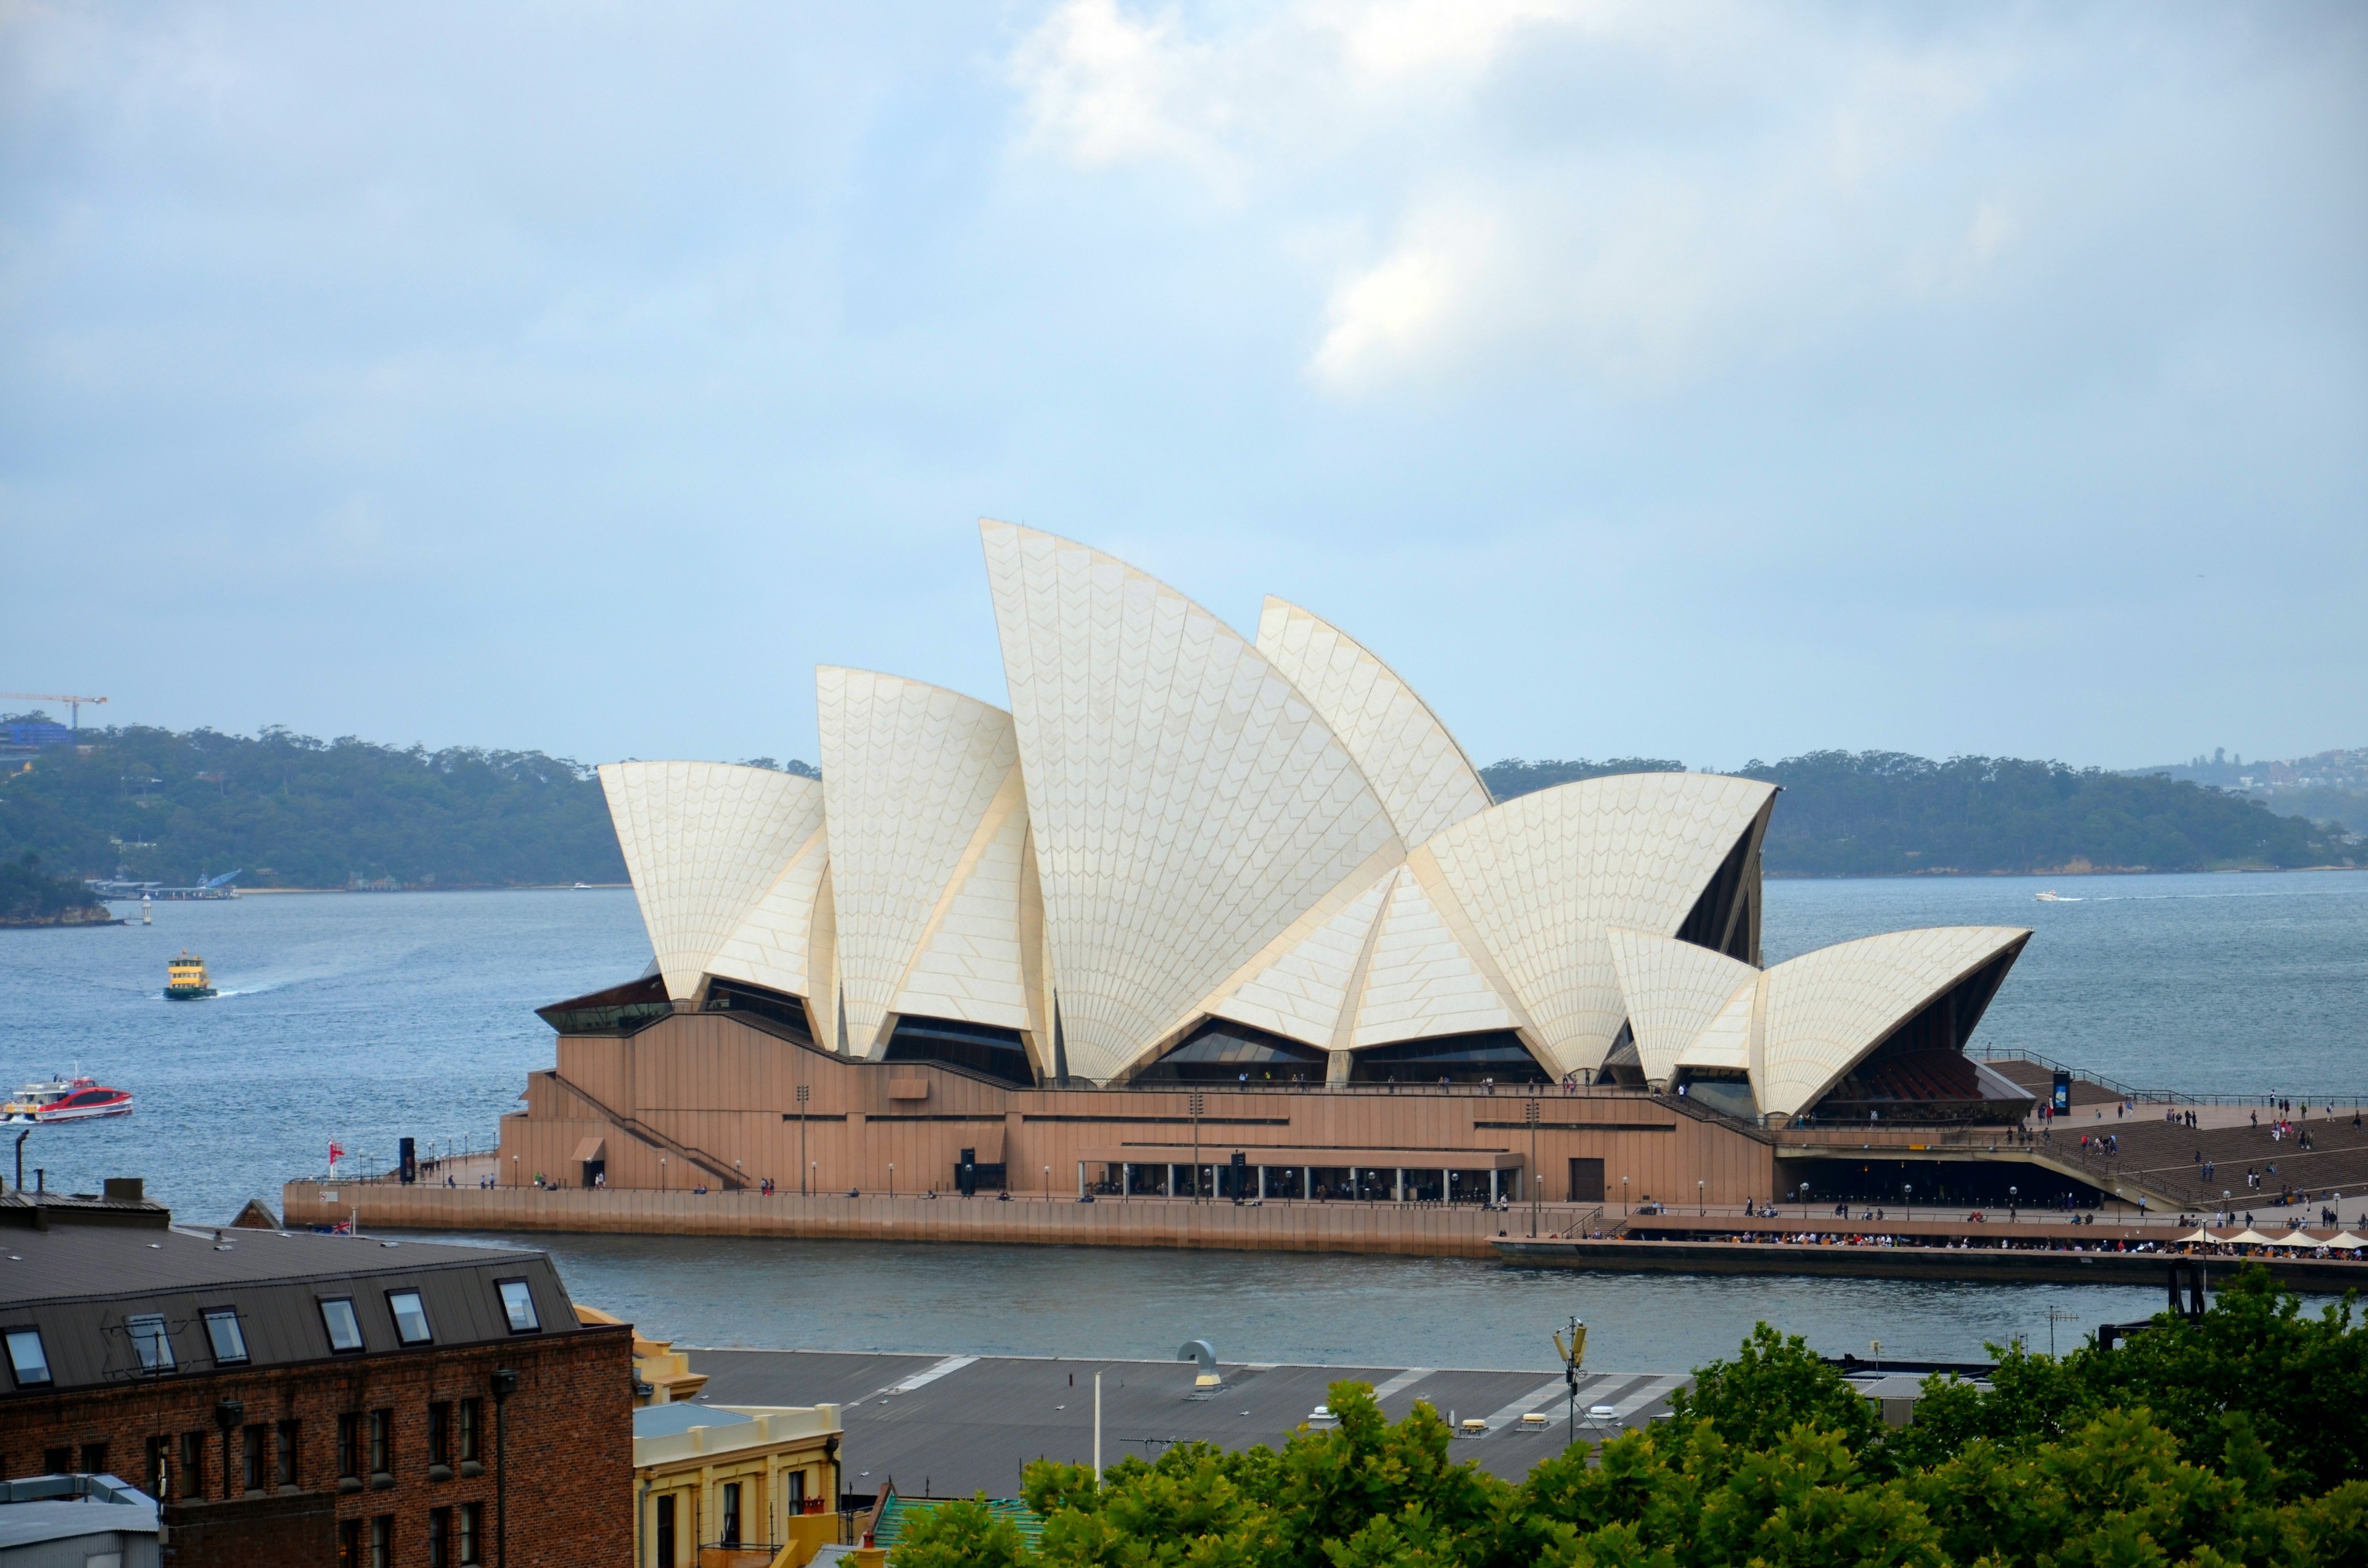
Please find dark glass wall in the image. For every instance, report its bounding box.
[1130,1019,1329,1084]
[1345,1030,1550,1085]
[882,1015,1038,1088]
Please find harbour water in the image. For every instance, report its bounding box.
[5,870,2364,1369]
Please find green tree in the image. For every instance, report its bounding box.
[890,1496,1035,1568]
[911,1270,2368,1568]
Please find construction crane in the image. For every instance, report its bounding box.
[0,692,109,731]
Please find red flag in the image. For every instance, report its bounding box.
[329,1141,345,1165]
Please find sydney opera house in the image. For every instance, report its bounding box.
[499,523,2034,1212]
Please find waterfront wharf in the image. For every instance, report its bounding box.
[676,1347,1692,1496]
[279,1179,1571,1258]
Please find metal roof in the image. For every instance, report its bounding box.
[632,1403,755,1439]
[0,1225,580,1395]
[683,1348,1689,1493]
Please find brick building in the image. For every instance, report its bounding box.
[2,1184,631,1567]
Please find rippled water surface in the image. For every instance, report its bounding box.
[6,871,2362,1370]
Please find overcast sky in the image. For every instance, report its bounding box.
[4,2,2362,773]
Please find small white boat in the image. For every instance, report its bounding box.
[2034,890,2081,903]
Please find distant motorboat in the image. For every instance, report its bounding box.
[2034,890,2083,903]
[573,882,591,890]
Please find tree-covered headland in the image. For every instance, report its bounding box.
[1484,752,2357,874]
[0,717,630,889]
[897,1268,2368,1568]
[2,711,2353,888]
[0,852,110,926]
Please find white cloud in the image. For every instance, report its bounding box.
[1009,1,2050,394]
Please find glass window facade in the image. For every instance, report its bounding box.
[533,973,674,1036]
[1346,1031,1549,1085]
[702,979,816,1043]
[1133,1019,1328,1084]
[882,1015,1037,1088]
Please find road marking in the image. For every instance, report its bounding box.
[1370,1368,1434,1403]
[1471,1378,1574,1435]
[887,1355,978,1395]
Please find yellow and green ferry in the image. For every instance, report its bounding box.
[166,952,217,999]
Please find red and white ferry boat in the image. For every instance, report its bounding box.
[1,1073,133,1123]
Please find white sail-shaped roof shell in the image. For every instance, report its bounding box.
[1209,868,1395,1049]
[817,667,1029,1057]
[888,765,1037,1040]
[982,520,1404,1082]
[1347,865,1527,1048]
[1206,863,1529,1056]
[600,761,826,1003]
[1416,773,1778,1078]
[707,824,830,1003]
[1608,929,1759,1085]
[1256,598,1492,850]
[1754,926,2032,1118]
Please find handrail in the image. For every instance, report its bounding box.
[546,1069,746,1191]
[1973,1047,2367,1109]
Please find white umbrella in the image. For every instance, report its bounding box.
[2224,1229,2278,1246]
[2322,1232,2368,1250]
[2173,1228,2214,1243]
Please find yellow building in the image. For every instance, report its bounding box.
[632,1400,842,1568]
[578,1305,710,1405]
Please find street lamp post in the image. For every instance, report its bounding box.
[1621,1175,1629,1218]
[1525,1099,1540,1238]
[1698,1179,1704,1217]
[888,1162,894,1201]
[1189,1092,1204,1205]
[1043,1165,1051,1201]
[1798,1183,1809,1220]
[2008,1184,2018,1221]
[659,1156,667,1192]
[796,1085,810,1195]
[1903,1183,1912,1221]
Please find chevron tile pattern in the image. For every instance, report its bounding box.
[707,824,830,1001]
[1212,866,1395,1047]
[892,766,1036,1034]
[818,667,1024,1057]
[1256,597,1493,848]
[599,761,824,1001]
[1756,926,2031,1117]
[1420,773,1778,1078]
[1607,928,1759,1083]
[589,530,2033,1109]
[1349,868,1525,1048]
[982,520,1402,1082]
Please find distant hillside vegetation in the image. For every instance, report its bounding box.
[1483,751,2358,876]
[5,715,2348,889]
[1,852,110,926]
[0,718,637,889]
